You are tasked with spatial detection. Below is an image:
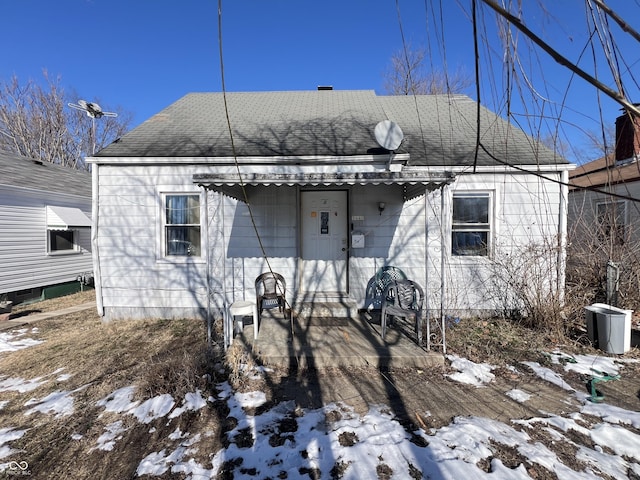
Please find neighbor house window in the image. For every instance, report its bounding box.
[48,230,77,253]
[452,192,491,256]
[597,200,627,245]
[164,194,201,257]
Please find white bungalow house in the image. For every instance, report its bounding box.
[88,89,573,336]
[0,151,93,306]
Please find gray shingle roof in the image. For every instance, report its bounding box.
[0,150,92,197]
[97,90,567,166]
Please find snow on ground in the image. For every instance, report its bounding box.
[0,328,43,353]
[446,354,495,386]
[0,343,639,478]
[506,389,532,403]
[96,385,139,413]
[521,361,575,391]
[90,420,127,452]
[0,376,46,393]
[0,427,27,460]
[24,384,89,418]
[0,368,71,396]
[169,389,208,419]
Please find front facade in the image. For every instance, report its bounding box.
[0,151,93,303]
[90,90,572,323]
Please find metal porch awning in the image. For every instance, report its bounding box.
[46,206,92,230]
[193,170,456,203]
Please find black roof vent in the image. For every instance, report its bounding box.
[317,85,333,91]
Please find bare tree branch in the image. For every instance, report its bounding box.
[479,0,640,118]
[382,45,472,95]
[0,72,132,169]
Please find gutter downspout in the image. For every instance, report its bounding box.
[440,186,447,355]
[558,169,569,306]
[424,188,430,351]
[222,195,230,349]
[91,163,104,317]
[204,189,212,347]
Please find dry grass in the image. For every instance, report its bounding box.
[11,289,97,314]
[1,291,638,478]
[0,293,224,479]
[444,314,640,365]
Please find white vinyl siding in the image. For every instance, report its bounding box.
[94,163,566,319]
[441,172,563,313]
[0,186,92,295]
[95,166,209,320]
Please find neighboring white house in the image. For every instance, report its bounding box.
[88,89,573,324]
[0,151,93,304]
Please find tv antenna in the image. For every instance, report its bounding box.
[68,99,117,154]
[374,120,404,170]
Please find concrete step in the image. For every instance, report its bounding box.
[251,310,445,369]
[293,297,358,320]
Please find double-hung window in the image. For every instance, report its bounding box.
[164,194,201,257]
[451,192,491,256]
[596,200,627,245]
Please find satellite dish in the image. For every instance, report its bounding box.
[374,120,404,151]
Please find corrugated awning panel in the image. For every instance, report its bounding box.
[194,171,455,202]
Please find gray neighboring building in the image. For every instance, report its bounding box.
[569,111,640,247]
[89,89,573,324]
[0,151,93,304]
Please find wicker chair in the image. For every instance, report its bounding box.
[255,272,286,322]
[380,280,424,345]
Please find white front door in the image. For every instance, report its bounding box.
[301,190,348,294]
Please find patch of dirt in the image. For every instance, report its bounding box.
[337,431,358,447]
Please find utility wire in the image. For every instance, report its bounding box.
[472,0,481,173]
[216,0,289,324]
[591,0,640,44]
[478,142,640,204]
[480,0,640,118]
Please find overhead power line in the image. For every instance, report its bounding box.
[477,142,640,204]
[591,0,640,44]
[479,0,640,118]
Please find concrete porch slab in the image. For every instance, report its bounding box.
[233,309,444,369]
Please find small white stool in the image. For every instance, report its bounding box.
[228,300,258,342]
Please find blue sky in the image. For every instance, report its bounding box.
[2,1,640,163]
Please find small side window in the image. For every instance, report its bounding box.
[596,200,627,245]
[451,193,491,256]
[164,194,201,257]
[48,230,77,253]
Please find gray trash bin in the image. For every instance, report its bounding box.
[584,305,601,348]
[585,303,632,354]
